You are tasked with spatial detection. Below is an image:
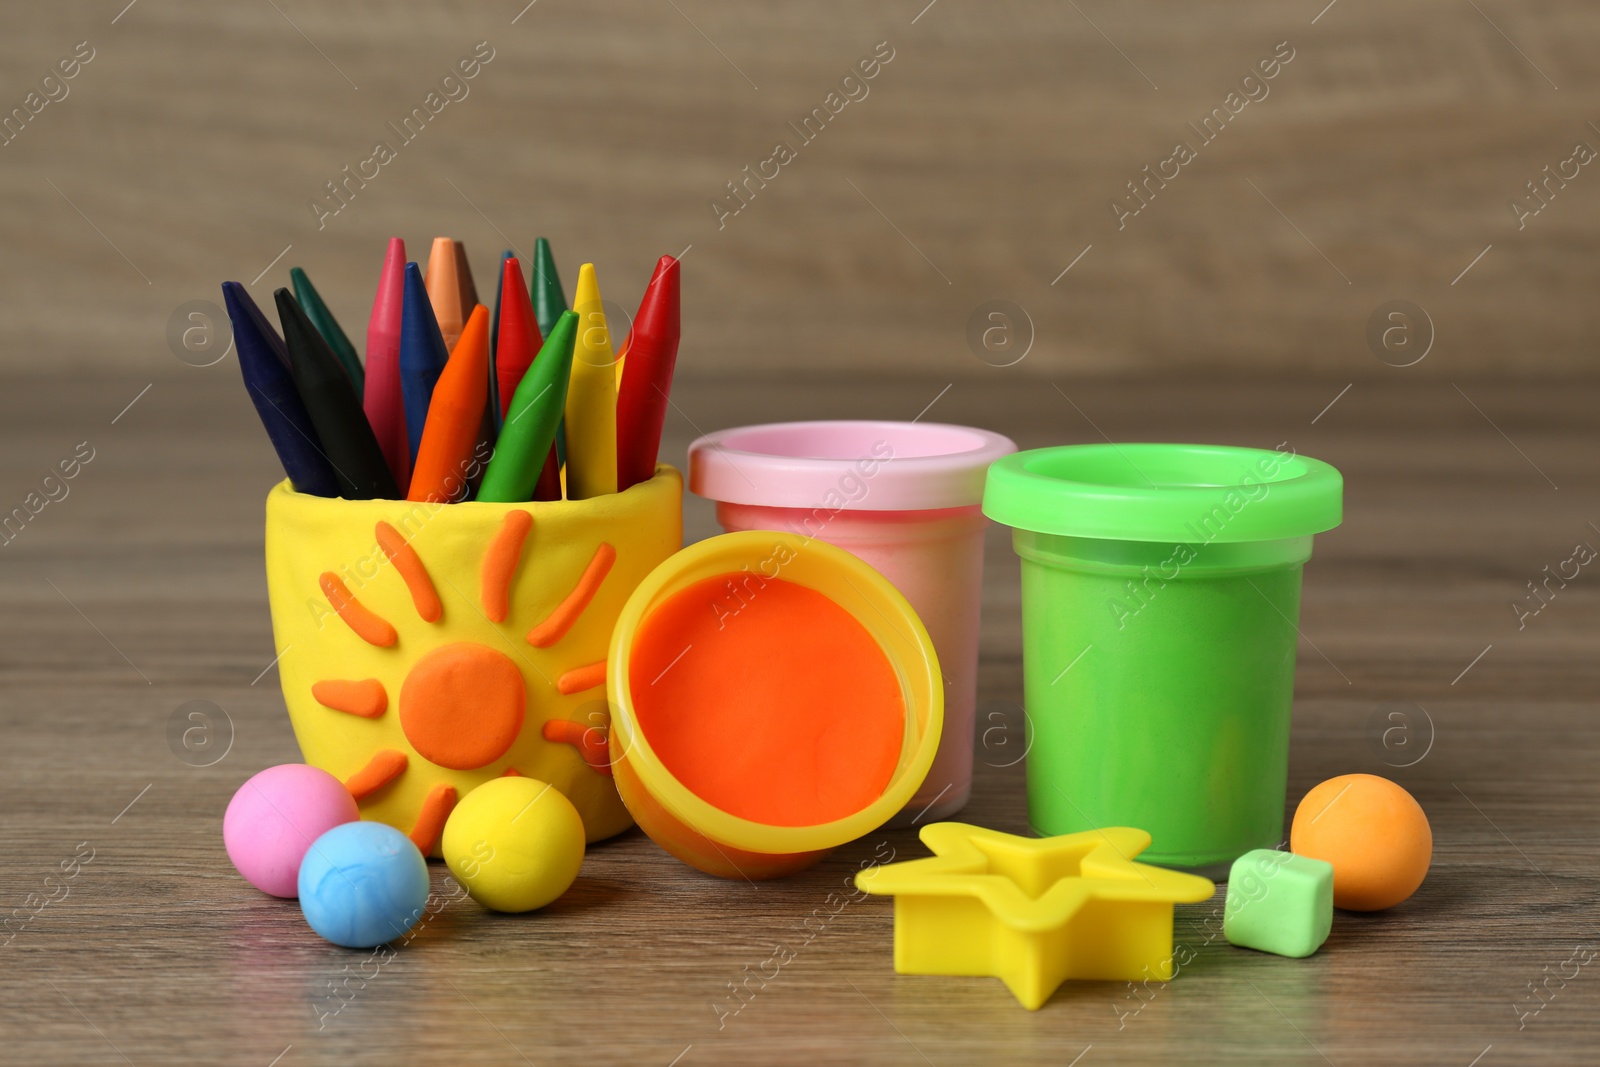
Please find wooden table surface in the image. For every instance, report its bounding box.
[1,371,1596,1066]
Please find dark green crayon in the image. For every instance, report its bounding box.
[290,267,364,393]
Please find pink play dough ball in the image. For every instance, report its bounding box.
[224,764,360,897]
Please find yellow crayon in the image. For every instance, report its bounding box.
[563,262,618,498]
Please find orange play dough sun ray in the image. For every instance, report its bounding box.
[526,543,616,647]
[345,749,408,799]
[480,510,533,623]
[319,573,398,647]
[311,678,387,718]
[409,783,458,854]
[542,719,612,776]
[374,521,442,622]
[556,659,607,695]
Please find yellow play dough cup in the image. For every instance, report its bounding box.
[263,468,682,855]
[607,531,944,880]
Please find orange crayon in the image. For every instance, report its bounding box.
[408,304,491,503]
[424,237,478,350]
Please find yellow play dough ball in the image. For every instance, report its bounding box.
[442,777,586,913]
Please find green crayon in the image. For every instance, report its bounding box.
[478,310,578,503]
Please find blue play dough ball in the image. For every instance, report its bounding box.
[298,822,430,949]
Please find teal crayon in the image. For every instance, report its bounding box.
[290,266,364,393]
[478,311,578,503]
[530,237,569,483]
[275,288,399,500]
[530,237,567,340]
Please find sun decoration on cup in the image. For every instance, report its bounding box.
[309,511,617,854]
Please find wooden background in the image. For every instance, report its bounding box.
[2,1,1598,1064]
[0,1,1597,374]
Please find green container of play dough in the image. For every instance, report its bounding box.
[982,443,1342,870]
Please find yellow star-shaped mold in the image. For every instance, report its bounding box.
[855,823,1216,1009]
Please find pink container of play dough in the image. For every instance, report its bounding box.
[688,420,1017,825]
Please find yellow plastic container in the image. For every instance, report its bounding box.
[264,468,682,855]
[855,823,1216,1009]
[607,531,944,879]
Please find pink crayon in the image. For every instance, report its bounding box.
[364,237,411,493]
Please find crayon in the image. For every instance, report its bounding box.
[531,442,562,501]
[615,255,681,492]
[290,266,364,393]
[476,248,513,489]
[563,263,619,499]
[409,304,491,503]
[425,237,477,350]
[530,236,567,340]
[363,237,411,493]
[532,237,570,495]
[469,400,498,499]
[487,249,514,423]
[454,240,479,306]
[496,254,556,497]
[531,238,570,482]
[399,262,452,468]
[223,281,341,498]
[478,311,579,503]
[494,257,541,422]
[276,289,399,500]
[612,296,634,390]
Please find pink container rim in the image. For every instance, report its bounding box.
[689,420,1018,511]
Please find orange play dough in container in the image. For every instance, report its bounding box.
[608,530,944,879]
[629,575,905,827]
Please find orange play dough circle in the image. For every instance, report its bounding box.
[1290,773,1432,911]
[399,642,526,770]
[628,574,905,828]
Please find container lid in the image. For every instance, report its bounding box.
[689,420,1017,511]
[982,443,1342,543]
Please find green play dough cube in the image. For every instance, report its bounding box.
[1223,849,1333,958]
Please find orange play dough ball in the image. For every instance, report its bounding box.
[1290,774,1431,911]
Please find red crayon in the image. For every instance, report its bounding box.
[494,257,541,421]
[364,237,411,493]
[615,256,681,491]
[532,448,562,501]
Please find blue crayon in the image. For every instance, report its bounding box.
[487,249,514,430]
[398,262,451,467]
[223,281,341,497]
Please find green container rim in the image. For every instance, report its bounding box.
[982,443,1343,543]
